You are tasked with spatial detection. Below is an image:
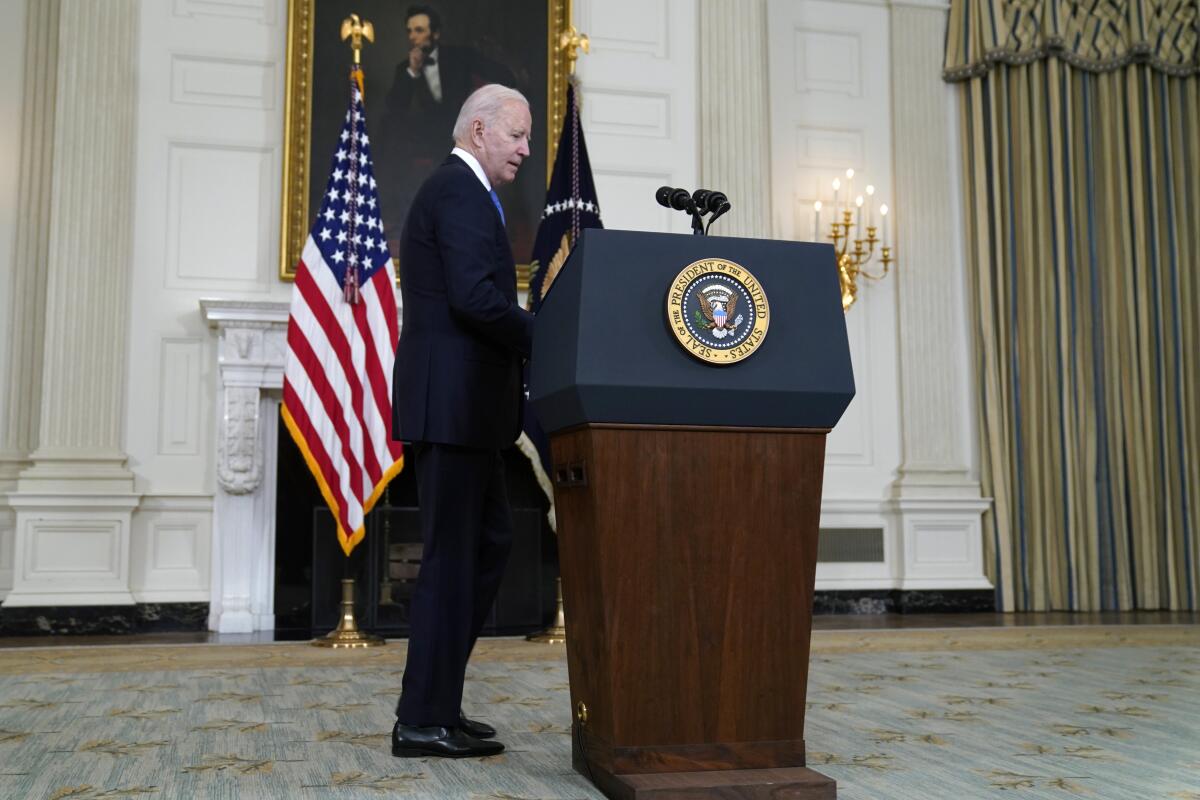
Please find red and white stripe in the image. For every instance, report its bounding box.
[283,236,403,554]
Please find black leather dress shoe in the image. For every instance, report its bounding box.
[457,711,496,739]
[391,722,504,759]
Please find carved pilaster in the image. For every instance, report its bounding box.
[217,387,264,495]
[4,0,141,608]
[0,0,59,486]
[20,0,139,482]
[889,0,990,590]
[201,300,289,632]
[698,0,771,238]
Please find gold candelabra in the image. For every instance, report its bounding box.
[812,169,896,311]
[830,209,893,311]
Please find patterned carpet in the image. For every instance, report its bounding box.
[0,626,1196,799]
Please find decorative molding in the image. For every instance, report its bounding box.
[131,495,212,602]
[172,0,275,24]
[164,140,275,290]
[794,28,863,96]
[216,386,262,494]
[170,53,277,110]
[580,0,669,59]
[158,338,204,456]
[2,493,140,607]
[794,126,865,167]
[583,89,671,139]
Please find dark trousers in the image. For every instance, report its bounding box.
[395,442,514,727]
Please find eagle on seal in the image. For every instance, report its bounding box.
[695,290,738,330]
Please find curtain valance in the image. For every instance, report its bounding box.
[944,1,1198,80]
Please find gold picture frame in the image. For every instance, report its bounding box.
[279,0,571,288]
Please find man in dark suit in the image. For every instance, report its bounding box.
[378,4,516,243]
[389,84,535,759]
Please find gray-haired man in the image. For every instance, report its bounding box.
[389,84,535,759]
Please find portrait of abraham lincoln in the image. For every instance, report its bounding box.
[286,0,561,279]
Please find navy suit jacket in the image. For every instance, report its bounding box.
[392,154,534,449]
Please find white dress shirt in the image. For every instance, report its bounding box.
[451,146,491,192]
[407,47,443,103]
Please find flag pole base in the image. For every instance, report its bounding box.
[526,577,567,644]
[311,578,385,648]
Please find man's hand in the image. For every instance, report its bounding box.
[408,45,427,74]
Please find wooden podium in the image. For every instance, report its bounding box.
[530,230,854,799]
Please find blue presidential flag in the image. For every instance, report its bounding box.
[517,80,602,527]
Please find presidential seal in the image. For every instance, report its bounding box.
[665,258,770,365]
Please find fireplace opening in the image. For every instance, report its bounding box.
[273,417,558,639]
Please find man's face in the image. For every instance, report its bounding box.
[407,14,437,51]
[475,101,532,188]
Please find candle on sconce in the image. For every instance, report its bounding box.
[865,185,875,232]
[845,168,855,216]
[879,203,889,247]
[813,200,822,241]
[831,178,841,214]
[855,195,864,242]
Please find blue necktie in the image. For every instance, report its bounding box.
[489,189,506,226]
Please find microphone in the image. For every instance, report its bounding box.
[704,191,731,231]
[655,186,711,235]
[656,186,694,213]
[692,190,729,216]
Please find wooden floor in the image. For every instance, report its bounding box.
[0,610,1195,649]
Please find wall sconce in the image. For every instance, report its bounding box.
[810,168,896,311]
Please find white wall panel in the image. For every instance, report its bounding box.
[584,89,671,139]
[769,0,902,586]
[158,338,204,456]
[131,496,212,601]
[574,0,697,235]
[164,140,274,289]
[31,523,120,574]
[173,0,276,24]
[171,54,276,110]
[580,0,669,59]
[126,0,287,513]
[593,168,677,235]
[794,29,863,97]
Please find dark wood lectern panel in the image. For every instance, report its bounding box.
[552,424,827,776]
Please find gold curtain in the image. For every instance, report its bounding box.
[946,1,1199,611]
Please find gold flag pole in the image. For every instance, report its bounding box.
[527,2,589,647]
[312,577,385,648]
[312,14,383,650]
[339,13,374,66]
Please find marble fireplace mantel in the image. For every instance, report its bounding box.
[201,298,289,633]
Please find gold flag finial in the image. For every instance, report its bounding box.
[340,14,375,65]
[558,24,590,75]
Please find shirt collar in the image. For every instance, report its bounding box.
[451,146,491,192]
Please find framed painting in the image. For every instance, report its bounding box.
[280,0,571,286]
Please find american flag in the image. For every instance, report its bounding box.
[281,68,404,556]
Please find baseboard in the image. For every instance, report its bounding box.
[813,589,995,615]
[0,602,209,636]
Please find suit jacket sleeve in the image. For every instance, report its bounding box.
[435,175,534,357]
